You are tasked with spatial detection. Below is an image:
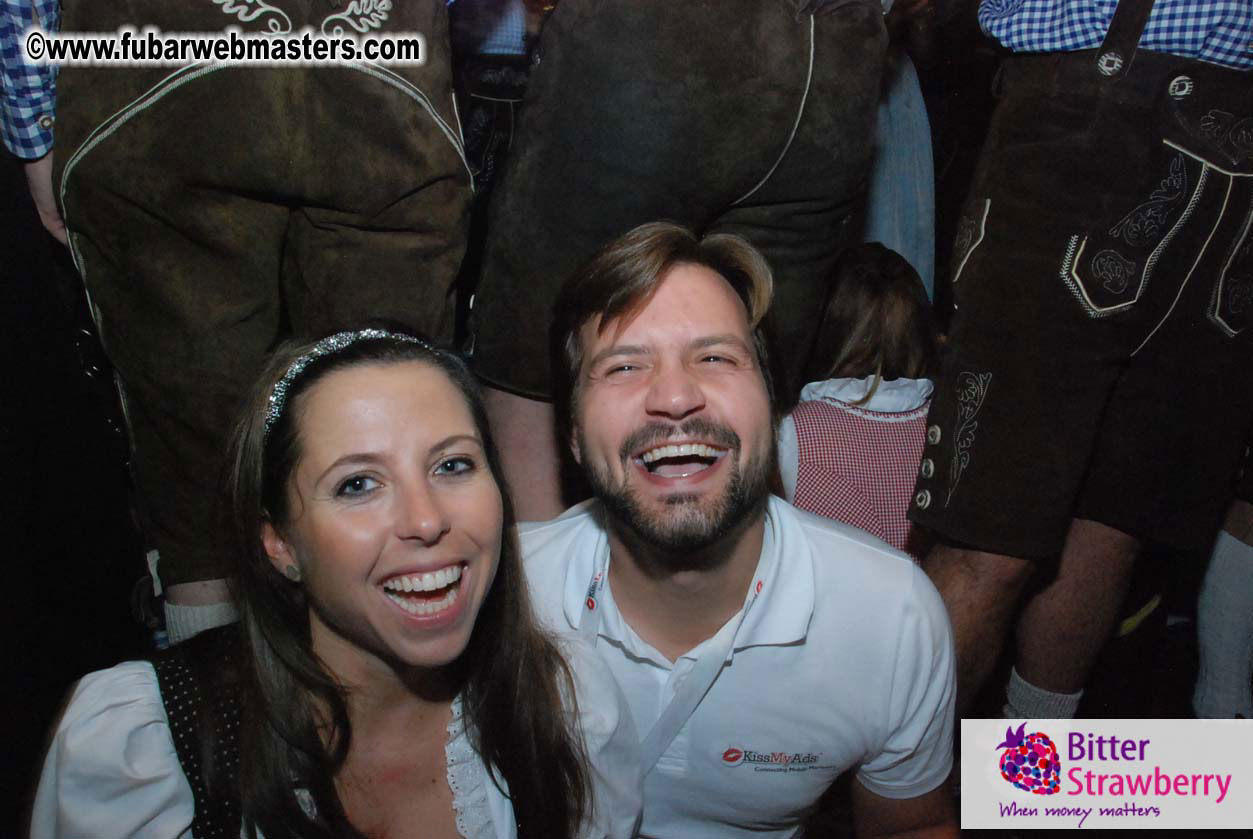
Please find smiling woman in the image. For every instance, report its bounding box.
[31,329,642,839]
[258,351,508,681]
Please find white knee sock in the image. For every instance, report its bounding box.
[1193,530,1253,719]
[164,599,239,645]
[1004,667,1083,720]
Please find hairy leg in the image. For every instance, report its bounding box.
[483,386,565,522]
[923,544,1035,715]
[1015,518,1140,694]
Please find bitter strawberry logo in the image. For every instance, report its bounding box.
[996,722,1061,795]
[722,748,744,766]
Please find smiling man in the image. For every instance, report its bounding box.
[521,222,958,838]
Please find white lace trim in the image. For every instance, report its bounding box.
[800,375,934,413]
[445,695,495,839]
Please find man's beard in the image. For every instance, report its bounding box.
[580,419,773,571]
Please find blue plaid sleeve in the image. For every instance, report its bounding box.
[478,0,526,56]
[980,0,1252,70]
[1,0,59,159]
[450,0,528,56]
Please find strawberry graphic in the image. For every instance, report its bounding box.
[996,723,1061,795]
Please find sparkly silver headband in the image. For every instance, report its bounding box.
[264,329,433,439]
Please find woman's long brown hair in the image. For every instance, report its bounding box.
[221,333,588,839]
[802,243,938,404]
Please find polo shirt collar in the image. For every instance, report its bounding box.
[730,496,815,650]
[559,497,815,654]
[559,499,612,632]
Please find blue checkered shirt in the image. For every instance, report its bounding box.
[980,0,1252,69]
[1,0,58,159]
[450,0,528,56]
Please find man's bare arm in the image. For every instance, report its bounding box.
[24,152,68,245]
[851,777,958,839]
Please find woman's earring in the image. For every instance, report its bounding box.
[284,564,303,582]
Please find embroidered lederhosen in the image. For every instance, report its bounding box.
[950,3,1252,324]
[910,0,1253,558]
[1055,54,1253,330]
[150,625,244,839]
[52,0,471,588]
[469,0,888,400]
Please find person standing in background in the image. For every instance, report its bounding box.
[467,0,889,521]
[911,0,1252,717]
[1,0,472,643]
[778,243,939,559]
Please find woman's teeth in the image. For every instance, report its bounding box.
[385,585,458,616]
[382,566,463,615]
[382,565,462,593]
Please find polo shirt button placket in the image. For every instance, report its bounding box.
[668,658,695,696]
[653,658,700,771]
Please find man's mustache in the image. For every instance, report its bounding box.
[619,418,741,461]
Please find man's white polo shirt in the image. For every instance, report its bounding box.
[520,495,955,838]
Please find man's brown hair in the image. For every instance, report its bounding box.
[550,221,775,442]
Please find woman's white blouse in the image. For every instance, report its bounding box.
[31,635,642,839]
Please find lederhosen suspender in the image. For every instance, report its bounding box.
[1093,0,1155,81]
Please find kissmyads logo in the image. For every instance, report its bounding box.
[721,747,821,768]
[963,720,1248,830]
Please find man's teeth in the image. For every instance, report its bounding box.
[385,585,459,615]
[639,443,726,463]
[382,565,463,593]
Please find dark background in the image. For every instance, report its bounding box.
[2,156,148,834]
[0,13,1225,834]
